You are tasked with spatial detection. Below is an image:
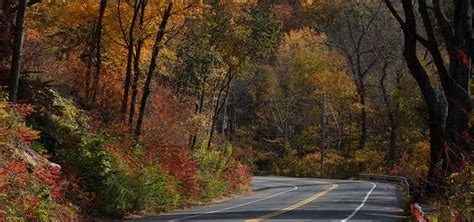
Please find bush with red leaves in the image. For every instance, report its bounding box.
[222,160,251,193]
[0,158,76,221]
[145,144,200,199]
[0,101,76,220]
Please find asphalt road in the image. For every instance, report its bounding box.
[135,176,405,222]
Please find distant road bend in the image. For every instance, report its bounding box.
[135,176,405,222]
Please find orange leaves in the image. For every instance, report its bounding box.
[15,103,35,117]
[15,127,40,145]
[0,102,40,145]
[0,102,41,145]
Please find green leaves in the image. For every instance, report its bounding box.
[244,6,282,63]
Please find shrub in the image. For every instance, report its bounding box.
[0,159,75,221]
[139,164,181,212]
[445,165,473,220]
[0,98,76,221]
[222,160,251,193]
[102,168,141,217]
[193,143,251,200]
[146,144,199,199]
[27,91,115,195]
[270,149,358,179]
[69,134,113,192]
[193,144,231,177]
[199,175,228,202]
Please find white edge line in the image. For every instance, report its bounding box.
[341,182,377,222]
[170,180,298,221]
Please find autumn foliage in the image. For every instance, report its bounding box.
[0,100,76,221]
[1,0,472,221]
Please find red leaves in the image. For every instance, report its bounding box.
[15,126,40,145]
[0,158,69,219]
[142,87,194,147]
[222,160,251,193]
[457,50,469,67]
[106,123,132,137]
[147,145,200,198]
[409,203,427,222]
[36,165,66,201]
[0,103,40,145]
[460,131,473,144]
[0,127,8,138]
[0,102,73,219]
[15,103,35,117]
[138,87,201,198]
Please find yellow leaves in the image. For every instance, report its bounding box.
[352,102,366,112]
[302,149,344,164]
[309,70,355,96]
[353,149,385,173]
[275,27,353,100]
[0,101,8,120]
[411,141,430,176]
[278,27,327,59]
[78,3,88,12]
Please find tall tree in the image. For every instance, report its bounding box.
[385,0,473,188]
[366,4,405,165]
[135,1,173,138]
[0,0,14,86]
[328,1,382,150]
[91,0,107,102]
[120,0,141,116]
[85,24,96,100]
[206,67,235,150]
[129,0,148,127]
[9,0,27,103]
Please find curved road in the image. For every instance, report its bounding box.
[135,176,405,222]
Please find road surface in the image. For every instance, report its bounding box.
[134,176,405,221]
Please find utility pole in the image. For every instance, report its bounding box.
[220,95,229,151]
[320,94,329,178]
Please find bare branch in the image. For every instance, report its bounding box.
[384,0,405,26]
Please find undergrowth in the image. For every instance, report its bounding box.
[1,84,251,219]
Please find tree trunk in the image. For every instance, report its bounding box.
[0,0,14,86]
[135,2,173,138]
[381,63,398,165]
[358,83,368,149]
[129,0,148,127]
[85,23,97,100]
[121,0,140,116]
[442,59,472,174]
[9,0,27,103]
[442,0,473,175]
[385,0,447,188]
[206,68,234,150]
[190,69,209,149]
[91,0,107,102]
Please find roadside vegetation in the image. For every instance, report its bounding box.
[0,0,472,221]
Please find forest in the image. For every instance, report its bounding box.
[0,0,472,221]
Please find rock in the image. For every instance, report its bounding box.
[10,142,62,174]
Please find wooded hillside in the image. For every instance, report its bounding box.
[0,0,472,220]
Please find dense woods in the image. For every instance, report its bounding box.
[0,0,472,220]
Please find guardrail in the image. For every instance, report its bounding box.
[357,174,427,222]
[357,173,420,197]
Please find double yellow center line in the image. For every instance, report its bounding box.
[245,183,338,222]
